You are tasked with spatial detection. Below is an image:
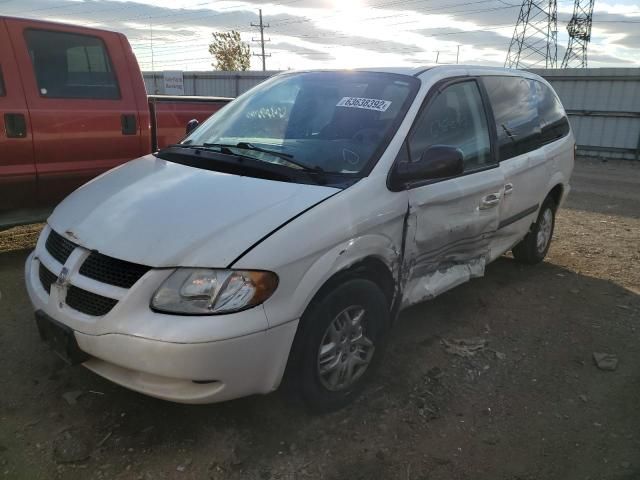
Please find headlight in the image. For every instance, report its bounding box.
[151,268,278,315]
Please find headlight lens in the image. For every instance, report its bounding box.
[151,268,278,315]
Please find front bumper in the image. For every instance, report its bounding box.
[76,322,298,403]
[25,245,298,404]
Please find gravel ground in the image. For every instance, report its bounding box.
[0,223,43,254]
[0,158,638,480]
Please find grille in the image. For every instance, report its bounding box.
[65,286,118,317]
[46,229,76,265]
[39,263,57,294]
[79,252,151,289]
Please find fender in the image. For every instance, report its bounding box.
[298,232,400,292]
[261,229,405,329]
[233,174,411,328]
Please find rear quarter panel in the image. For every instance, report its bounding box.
[544,131,575,206]
[543,81,575,206]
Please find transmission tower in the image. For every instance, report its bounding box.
[561,0,595,68]
[505,0,558,69]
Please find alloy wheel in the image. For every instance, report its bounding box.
[317,305,375,391]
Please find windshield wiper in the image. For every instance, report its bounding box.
[227,142,324,173]
[234,142,293,159]
[169,142,324,174]
[169,143,235,155]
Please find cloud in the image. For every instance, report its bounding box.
[3,0,639,70]
[269,40,334,61]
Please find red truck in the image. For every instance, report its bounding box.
[0,16,231,228]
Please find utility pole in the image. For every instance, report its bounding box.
[435,51,440,64]
[251,9,270,71]
[150,18,158,94]
[456,45,460,64]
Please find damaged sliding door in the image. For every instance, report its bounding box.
[400,78,503,307]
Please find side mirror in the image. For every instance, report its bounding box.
[392,145,464,186]
[185,119,199,135]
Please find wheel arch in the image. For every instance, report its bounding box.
[307,255,397,314]
[547,183,564,209]
[281,254,396,400]
[544,167,569,209]
[265,231,403,330]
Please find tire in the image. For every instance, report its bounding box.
[285,278,390,412]
[512,196,557,264]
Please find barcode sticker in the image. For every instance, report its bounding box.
[336,97,392,112]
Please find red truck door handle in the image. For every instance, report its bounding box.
[121,114,137,135]
[4,113,27,138]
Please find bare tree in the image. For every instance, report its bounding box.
[208,31,251,71]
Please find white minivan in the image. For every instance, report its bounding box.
[25,65,574,410]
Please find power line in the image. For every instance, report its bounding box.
[130,1,522,62]
[133,22,515,62]
[139,36,512,68]
[10,0,635,70]
[130,0,514,54]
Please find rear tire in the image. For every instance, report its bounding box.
[284,278,390,412]
[512,197,556,264]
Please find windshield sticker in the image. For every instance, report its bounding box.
[336,97,392,112]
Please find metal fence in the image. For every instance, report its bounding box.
[144,68,640,161]
[143,71,278,97]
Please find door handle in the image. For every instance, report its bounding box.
[504,183,514,196]
[4,113,27,138]
[480,193,501,209]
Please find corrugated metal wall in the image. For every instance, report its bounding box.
[144,68,640,160]
[143,71,278,97]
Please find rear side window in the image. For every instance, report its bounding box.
[0,66,5,96]
[482,76,540,161]
[534,80,570,144]
[24,29,120,100]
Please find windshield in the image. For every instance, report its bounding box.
[182,71,419,175]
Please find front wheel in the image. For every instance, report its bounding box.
[285,278,390,412]
[512,197,556,264]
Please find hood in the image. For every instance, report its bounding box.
[48,155,339,267]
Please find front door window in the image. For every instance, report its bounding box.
[408,80,493,172]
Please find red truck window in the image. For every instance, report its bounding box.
[24,29,120,100]
[0,66,5,96]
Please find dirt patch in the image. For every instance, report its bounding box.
[552,211,640,291]
[0,223,44,254]
[0,159,639,480]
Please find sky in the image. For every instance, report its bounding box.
[2,0,640,71]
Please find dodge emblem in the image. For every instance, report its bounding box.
[56,267,70,286]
